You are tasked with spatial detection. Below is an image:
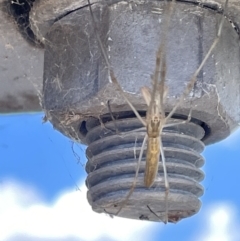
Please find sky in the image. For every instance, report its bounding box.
[0,112,240,241]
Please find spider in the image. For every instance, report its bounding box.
[87,0,229,223]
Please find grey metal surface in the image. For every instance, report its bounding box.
[41,0,240,222]
[30,0,240,42]
[0,0,43,113]
[1,0,240,114]
[85,114,205,222]
[43,1,240,146]
[1,0,240,224]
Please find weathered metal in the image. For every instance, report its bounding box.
[41,1,240,222]
[2,0,240,223]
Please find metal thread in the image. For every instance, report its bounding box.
[84,111,206,223]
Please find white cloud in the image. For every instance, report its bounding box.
[194,203,240,241]
[0,179,158,241]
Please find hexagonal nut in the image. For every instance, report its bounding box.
[42,1,240,145]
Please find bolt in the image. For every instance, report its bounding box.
[42,1,240,222]
[85,112,205,222]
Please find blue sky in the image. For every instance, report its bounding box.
[0,113,240,241]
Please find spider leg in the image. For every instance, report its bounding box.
[164,107,193,128]
[159,131,169,224]
[87,0,146,127]
[157,51,170,224]
[166,0,229,122]
[115,134,148,215]
[141,86,152,106]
